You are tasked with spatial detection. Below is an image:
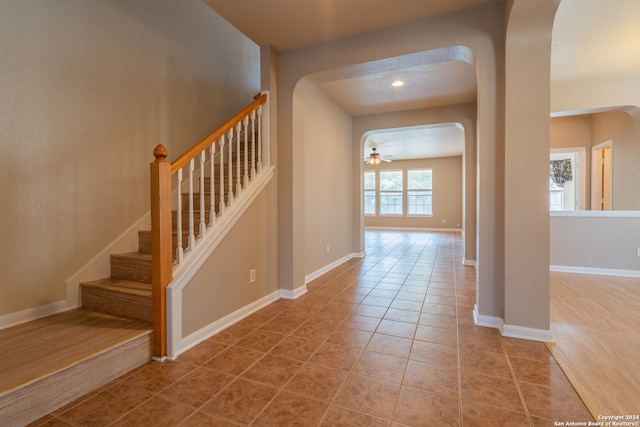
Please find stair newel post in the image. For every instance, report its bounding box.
[150,144,172,359]
[250,110,257,179]
[208,143,216,226]
[219,134,226,215]
[187,158,196,251]
[257,104,263,173]
[235,122,242,196]
[199,152,206,238]
[243,116,249,187]
[227,127,234,206]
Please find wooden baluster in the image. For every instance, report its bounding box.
[228,127,234,205]
[243,116,249,186]
[150,144,172,358]
[209,143,216,226]
[199,151,206,238]
[257,105,263,172]
[235,123,242,195]
[187,159,195,251]
[219,134,226,215]
[175,168,184,264]
[250,110,257,179]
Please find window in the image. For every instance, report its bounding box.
[364,171,376,215]
[407,169,432,215]
[380,170,403,215]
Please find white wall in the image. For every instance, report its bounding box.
[0,0,260,317]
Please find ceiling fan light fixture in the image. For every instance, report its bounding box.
[392,80,405,87]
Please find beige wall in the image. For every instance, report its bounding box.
[352,104,477,263]
[299,83,354,276]
[364,157,462,230]
[0,0,260,316]
[550,114,593,208]
[182,186,278,336]
[503,0,559,333]
[591,110,640,210]
[550,110,640,210]
[276,2,509,327]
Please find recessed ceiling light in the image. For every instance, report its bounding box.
[392,80,405,87]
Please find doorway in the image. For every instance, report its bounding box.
[591,141,612,210]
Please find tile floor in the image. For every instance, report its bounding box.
[32,231,593,426]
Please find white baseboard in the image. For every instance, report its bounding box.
[365,226,463,233]
[0,212,151,330]
[473,305,503,329]
[462,258,476,267]
[0,300,72,330]
[305,253,360,284]
[502,323,554,343]
[168,289,282,359]
[473,305,553,343]
[550,265,640,278]
[280,285,308,300]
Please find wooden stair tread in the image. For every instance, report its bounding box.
[111,252,151,261]
[81,278,151,297]
[0,308,151,397]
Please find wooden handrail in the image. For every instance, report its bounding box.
[171,94,266,172]
[150,94,267,358]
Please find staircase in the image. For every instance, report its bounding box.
[0,94,269,426]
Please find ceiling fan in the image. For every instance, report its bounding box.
[364,147,392,165]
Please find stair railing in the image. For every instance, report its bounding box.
[150,93,268,358]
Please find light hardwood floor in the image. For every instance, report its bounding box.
[548,272,640,418]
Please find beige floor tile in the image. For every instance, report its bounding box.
[326,325,373,349]
[160,367,233,408]
[121,360,197,393]
[234,329,286,353]
[333,374,401,419]
[519,382,593,421]
[241,354,302,387]
[409,340,458,369]
[200,378,277,424]
[393,386,459,426]
[204,346,263,376]
[177,340,228,366]
[375,319,417,339]
[285,363,347,402]
[366,333,413,358]
[414,324,457,347]
[308,342,361,372]
[110,396,194,427]
[403,360,459,397]
[352,350,407,383]
[321,405,391,426]
[459,348,513,379]
[268,335,322,361]
[253,391,328,427]
[181,411,238,426]
[460,371,524,413]
[461,400,530,427]
[58,383,151,426]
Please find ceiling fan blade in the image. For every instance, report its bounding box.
[380,158,392,162]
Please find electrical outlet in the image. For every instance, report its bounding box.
[249,269,256,283]
[637,248,640,257]
[442,219,446,224]
[326,243,330,253]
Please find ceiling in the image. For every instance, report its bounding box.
[204,0,640,162]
